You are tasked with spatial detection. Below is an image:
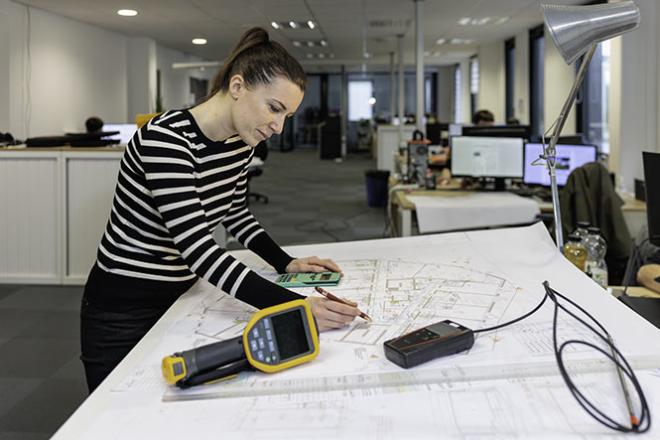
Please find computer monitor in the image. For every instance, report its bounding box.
[523,143,597,187]
[448,123,462,137]
[643,152,660,246]
[102,123,138,145]
[425,123,449,145]
[558,134,585,145]
[462,124,531,140]
[451,136,524,178]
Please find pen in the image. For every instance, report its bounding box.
[608,335,639,430]
[314,286,372,321]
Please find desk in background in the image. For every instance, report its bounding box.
[391,186,647,238]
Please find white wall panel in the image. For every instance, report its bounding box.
[65,155,121,282]
[0,155,59,282]
[478,41,505,123]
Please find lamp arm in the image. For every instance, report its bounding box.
[544,44,597,250]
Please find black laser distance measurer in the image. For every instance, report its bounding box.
[275,272,341,288]
[162,299,320,388]
[383,320,474,368]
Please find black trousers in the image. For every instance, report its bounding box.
[80,297,170,393]
[79,265,193,393]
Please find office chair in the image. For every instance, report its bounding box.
[247,142,269,204]
[560,161,631,284]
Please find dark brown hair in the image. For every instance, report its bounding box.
[206,27,306,99]
[472,109,495,125]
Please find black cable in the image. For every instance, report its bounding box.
[474,280,651,433]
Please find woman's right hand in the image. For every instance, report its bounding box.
[305,296,360,331]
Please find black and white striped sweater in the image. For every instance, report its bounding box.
[91,109,302,309]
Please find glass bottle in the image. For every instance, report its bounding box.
[584,227,609,288]
[574,221,590,241]
[564,234,587,271]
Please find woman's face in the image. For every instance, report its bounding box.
[230,75,304,147]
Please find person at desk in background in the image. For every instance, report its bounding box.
[637,241,660,293]
[472,109,495,126]
[85,116,104,133]
[80,27,360,392]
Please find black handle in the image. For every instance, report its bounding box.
[179,336,246,378]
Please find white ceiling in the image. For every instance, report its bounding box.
[16,0,585,68]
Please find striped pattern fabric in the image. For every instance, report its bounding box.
[94,109,301,309]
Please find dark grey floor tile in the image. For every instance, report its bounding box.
[17,311,79,340]
[50,356,85,382]
[0,310,50,340]
[0,338,80,378]
[0,286,83,312]
[0,286,21,301]
[0,431,50,440]
[0,378,44,416]
[0,378,87,434]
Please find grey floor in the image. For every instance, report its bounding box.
[0,147,384,439]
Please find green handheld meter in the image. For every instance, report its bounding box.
[383,320,474,369]
[162,299,320,388]
[275,271,341,288]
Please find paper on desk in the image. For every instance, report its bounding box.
[407,192,540,233]
[58,223,660,440]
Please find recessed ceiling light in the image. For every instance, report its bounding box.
[289,21,298,29]
[458,17,470,26]
[192,38,207,45]
[117,9,138,17]
[320,40,328,47]
[436,38,446,45]
[306,41,314,47]
[368,97,376,105]
[495,17,510,25]
[307,20,315,29]
[271,21,280,29]
[293,40,302,47]
[306,53,313,59]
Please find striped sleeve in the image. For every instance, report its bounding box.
[221,166,294,274]
[136,122,302,309]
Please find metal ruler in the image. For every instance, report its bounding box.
[162,355,660,402]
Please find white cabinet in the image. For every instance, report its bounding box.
[375,125,416,173]
[0,147,123,285]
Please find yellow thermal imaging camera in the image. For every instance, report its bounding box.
[162,299,319,388]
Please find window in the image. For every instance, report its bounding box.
[470,57,479,116]
[348,80,373,121]
[505,38,516,121]
[529,25,545,138]
[454,64,462,122]
[576,41,611,153]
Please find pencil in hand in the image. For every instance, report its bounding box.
[314,286,372,321]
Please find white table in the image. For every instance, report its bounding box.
[52,224,660,439]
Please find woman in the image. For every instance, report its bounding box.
[81,27,359,392]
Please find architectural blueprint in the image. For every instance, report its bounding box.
[62,223,660,440]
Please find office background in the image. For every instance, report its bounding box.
[0,0,659,438]
[1,0,659,190]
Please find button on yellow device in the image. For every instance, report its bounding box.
[162,299,319,388]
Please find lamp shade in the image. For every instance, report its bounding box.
[542,1,640,65]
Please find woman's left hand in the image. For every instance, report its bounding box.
[285,256,342,274]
